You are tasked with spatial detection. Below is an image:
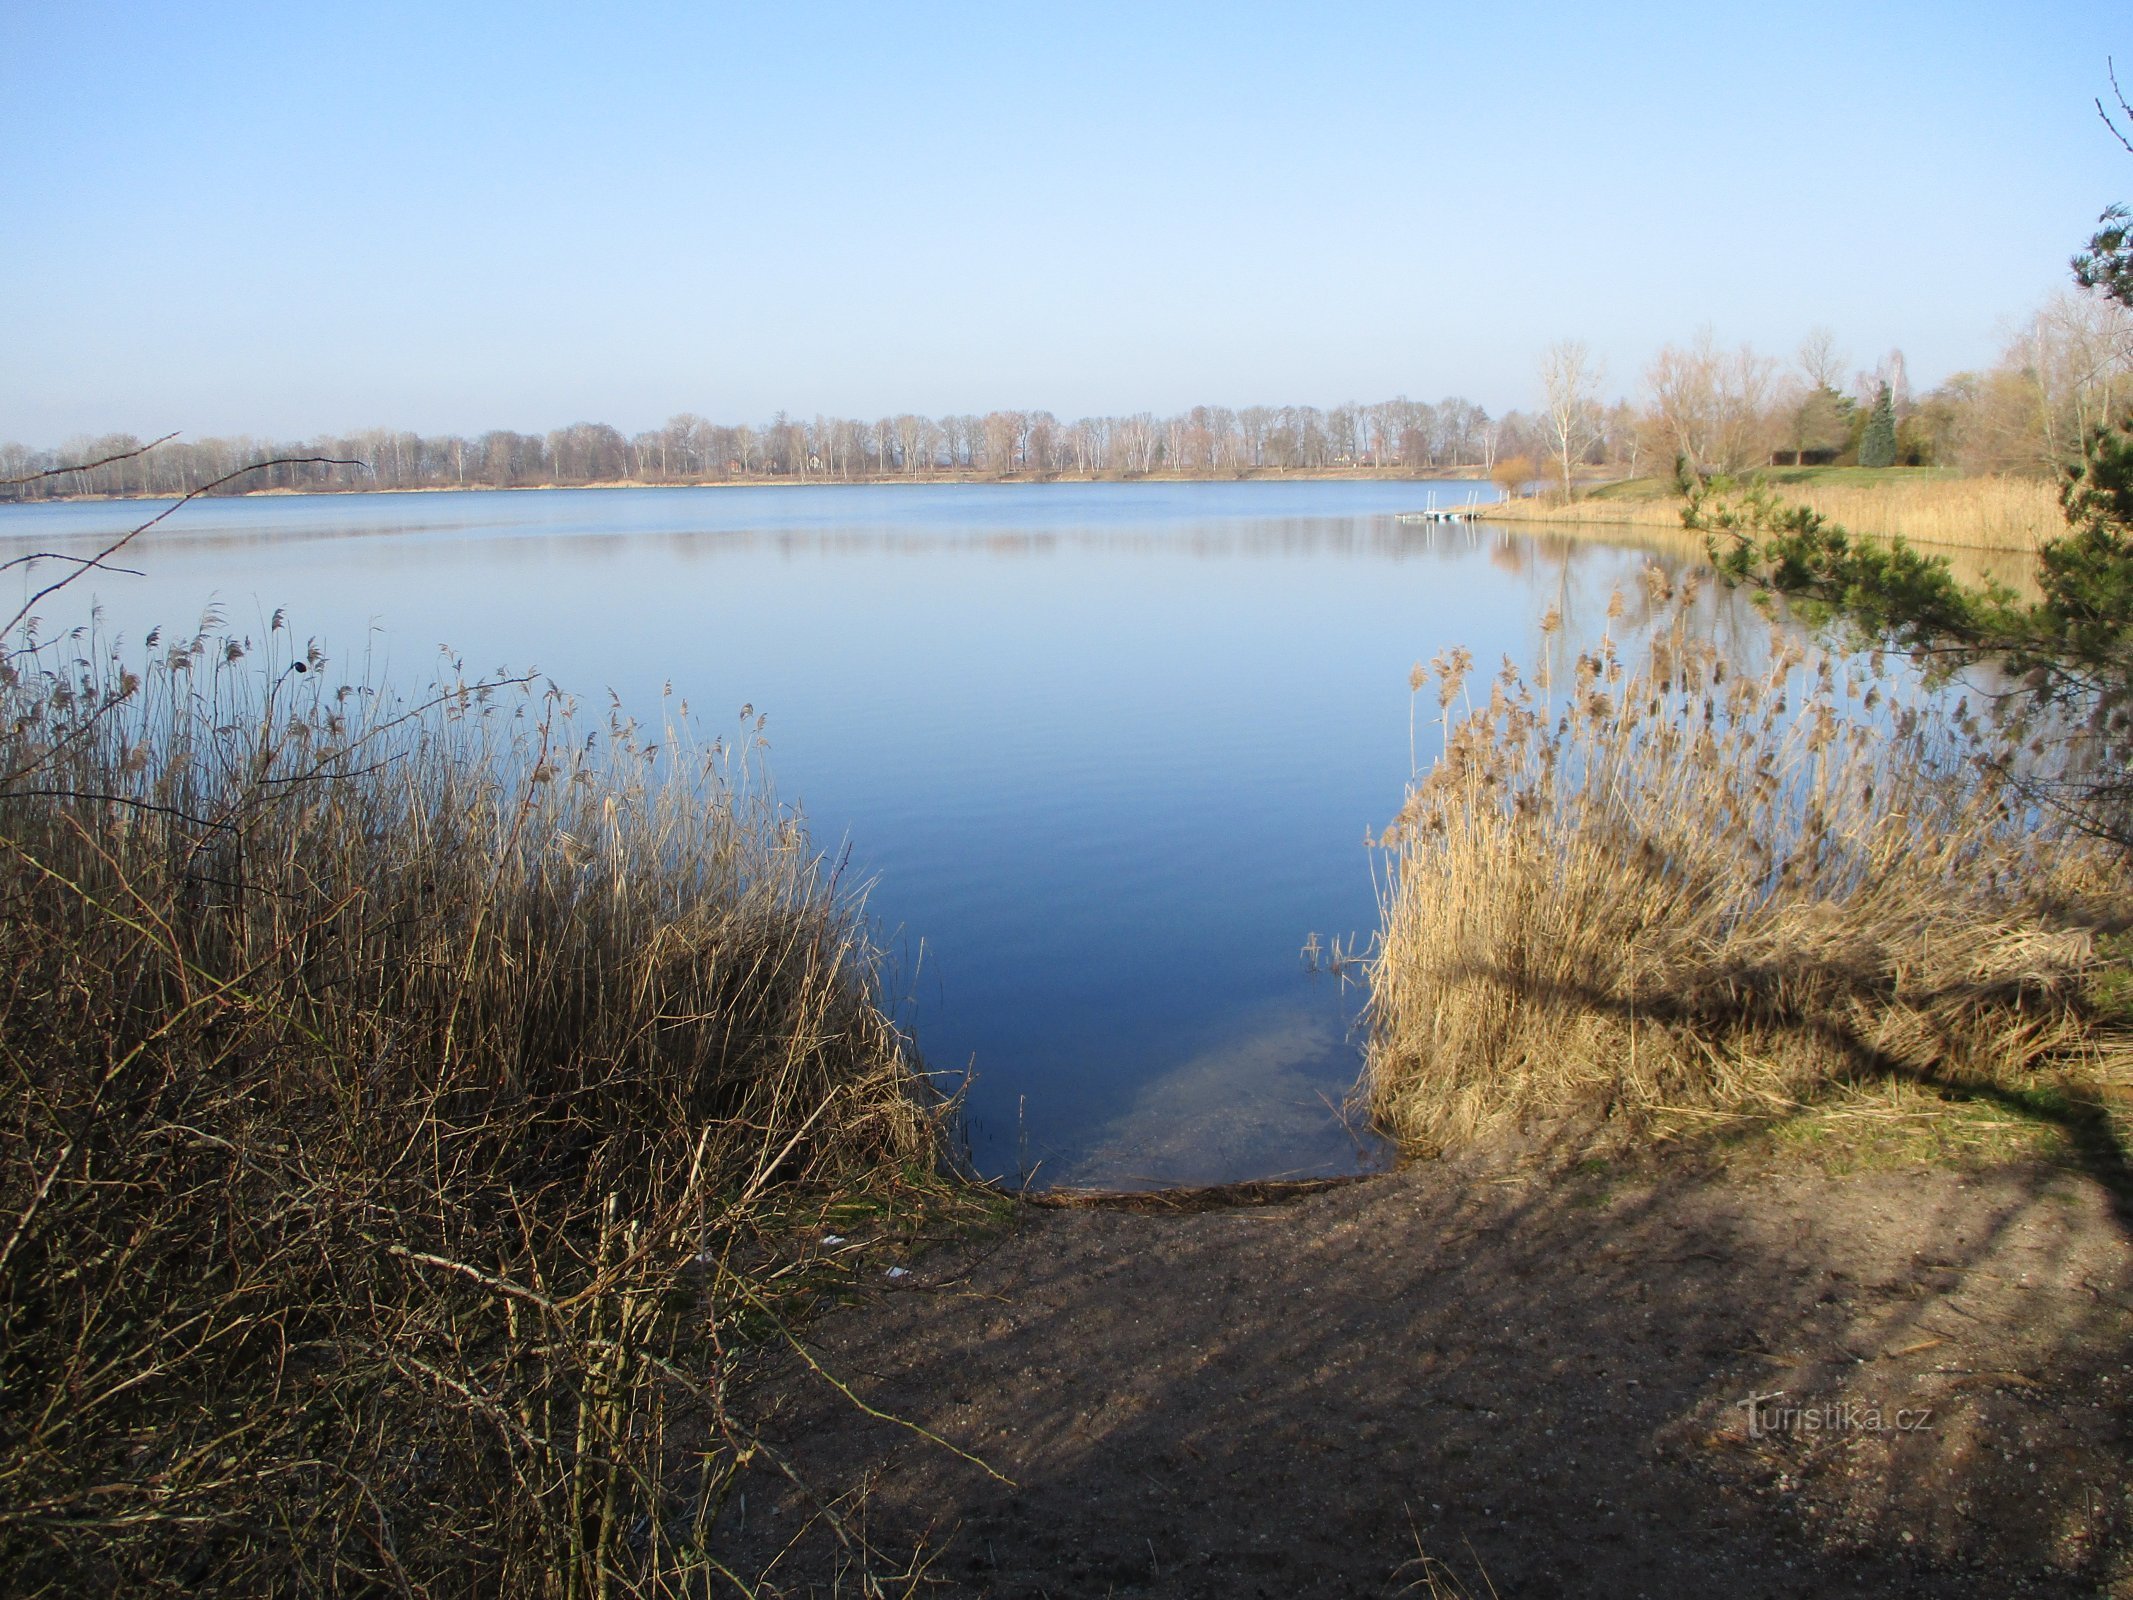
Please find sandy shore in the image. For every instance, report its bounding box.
[718,1140,2130,1597]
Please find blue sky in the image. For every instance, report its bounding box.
[1,0,2126,441]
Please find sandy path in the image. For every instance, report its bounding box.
[723,1149,2132,1597]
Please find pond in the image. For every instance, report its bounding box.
[0,481,1775,1188]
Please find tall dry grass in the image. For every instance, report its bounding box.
[1366,569,2129,1153]
[1488,474,2063,554]
[1784,476,2062,553]
[1474,493,1685,531]
[0,606,938,1593]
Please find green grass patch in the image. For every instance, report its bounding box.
[1582,466,1959,503]
[1578,475,1679,502]
[1682,1075,2130,1185]
[1753,464,1956,489]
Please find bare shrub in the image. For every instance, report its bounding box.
[1367,570,2129,1153]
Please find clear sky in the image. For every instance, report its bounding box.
[2,0,2127,442]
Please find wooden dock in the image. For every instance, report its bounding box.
[1394,496,1487,524]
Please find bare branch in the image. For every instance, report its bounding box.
[0,551,145,579]
[2099,57,2133,154]
[3,453,367,642]
[0,433,180,490]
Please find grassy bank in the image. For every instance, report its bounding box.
[0,600,942,1591]
[1488,469,2063,554]
[1366,570,2130,1155]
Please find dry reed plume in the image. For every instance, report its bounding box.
[1366,568,2129,1153]
[1489,475,2063,554]
[0,601,940,1593]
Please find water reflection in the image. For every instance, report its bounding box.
[0,483,1837,1188]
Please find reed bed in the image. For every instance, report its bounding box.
[1487,474,2063,553]
[1785,476,2062,553]
[1476,490,1681,528]
[1366,569,2129,1154]
[0,608,939,1594]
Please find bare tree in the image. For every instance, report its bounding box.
[1796,326,1847,392]
[1646,328,1777,476]
[1539,340,1605,498]
[894,414,925,478]
[981,412,1021,477]
[1114,413,1158,475]
[1026,411,1058,476]
[1602,400,1647,480]
[2003,290,2133,468]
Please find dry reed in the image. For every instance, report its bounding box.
[0,606,939,1593]
[1488,475,2063,554]
[1366,568,2129,1153]
[1785,476,2062,553]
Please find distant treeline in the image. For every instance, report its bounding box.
[14,276,2128,504]
[1,397,1542,501]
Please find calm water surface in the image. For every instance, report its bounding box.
[0,482,1769,1187]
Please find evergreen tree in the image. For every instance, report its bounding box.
[1858,382,1898,468]
[1691,420,2133,846]
[1695,73,2133,849]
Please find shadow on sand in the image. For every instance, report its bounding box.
[718,1115,2130,1599]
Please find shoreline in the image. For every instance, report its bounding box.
[0,467,1495,509]
[42,468,2033,557]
